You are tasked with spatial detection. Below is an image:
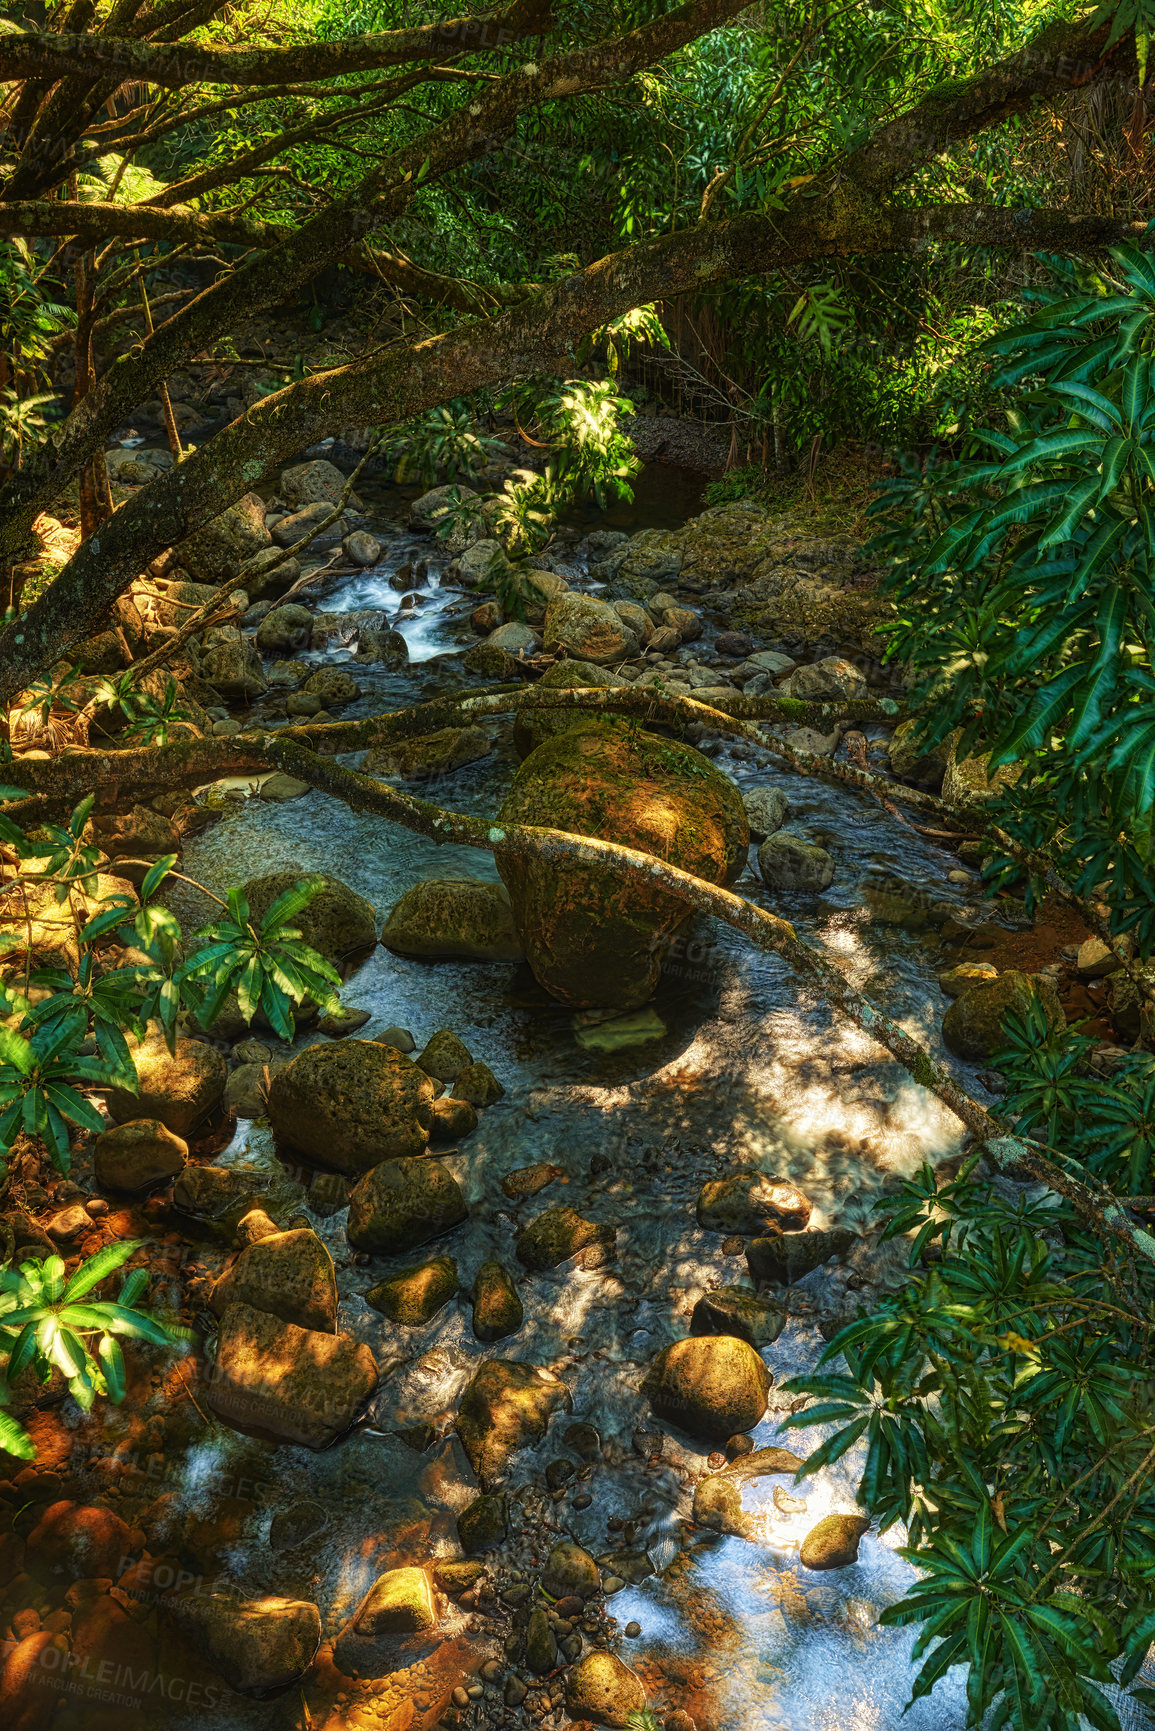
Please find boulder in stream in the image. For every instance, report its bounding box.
[366,1255,458,1325]
[941,968,1064,1062]
[690,1286,787,1348]
[757,831,834,891]
[787,655,867,701]
[105,1030,226,1137]
[496,717,748,1009]
[696,1173,812,1235]
[516,1204,615,1271]
[565,1651,646,1727]
[209,1227,337,1332]
[207,1300,377,1447]
[176,491,270,582]
[268,1040,433,1173]
[541,1537,599,1600]
[352,1565,437,1635]
[800,1511,870,1570]
[93,1118,187,1192]
[646,1334,771,1441]
[241,870,376,967]
[742,786,789,840]
[745,1226,857,1286]
[543,593,637,663]
[513,658,630,757]
[381,878,524,963]
[471,1259,523,1341]
[346,1157,466,1253]
[456,1359,572,1486]
[167,1591,321,1693]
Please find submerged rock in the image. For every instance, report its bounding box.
[347,1157,466,1254]
[941,969,1064,1062]
[365,724,491,780]
[496,717,748,1009]
[757,831,834,891]
[207,1301,377,1447]
[268,1040,433,1173]
[366,1255,458,1325]
[381,878,524,963]
[690,1286,787,1348]
[515,1205,615,1271]
[646,1335,771,1441]
[800,1512,870,1570]
[105,1030,226,1137]
[93,1118,187,1192]
[458,1491,508,1554]
[472,1259,524,1341]
[696,1174,812,1235]
[745,1227,857,1286]
[542,1538,599,1601]
[692,1445,805,1534]
[209,1227,337,1332]
[456,1359,572,1486]
[168,1592,321,1693]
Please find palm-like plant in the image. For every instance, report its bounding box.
[0,1238,190,1460]
[176,875,342,1040]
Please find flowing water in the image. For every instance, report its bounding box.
[149,461,1142,1731]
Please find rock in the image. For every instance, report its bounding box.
[1077,936,1124,978]
[410,483,478,535]
[524,1604,556,1673]
[258,771,311,801]
[497,718,749,1009]
[317,1004,371,1039]
[757,831,835,892]
[46,1204,88,1241]
[93,1118,187,1192]
[512,658,630,756]
[692,1446,806,1535]
[690,1286,787,1348]
[281,459,353,508]
[256,603,314,654]
[502,1162,562,1199]
[785,723,842,755]
[25,1500,134,1584]
[887,719,948,786]
[646,1335,771,1441]
[662,605,701,642]
[365,725,491,780]
[433,1560,485,1597]
[347,1157,466,1254]
[344,529,382,566]
[286,692,322,716]
[696,1174,812,1234]
[788,656,866,701]
[199,628,266,697]
[381,878,523,963]
[745,649,796,676]
[0,1631,67,1731]
[209,1227,337,1332]
[272,501,339,547]
[457,1492,508,1554]
[800,1512,870,1570]
[472,1259,523,1341]
[489,621,539,654]
[742,786,789,840]
[455,1061,505,1106]
[745,1227,857,1286]
[357,627,410,666]
[353,1566,436,1635]
[241,547,301,602]
[456,1360,572,1486]
[303,666,360,707]
[378,1025,416,1053]
[267,1040,434,1173]
[612,599,652,644]
[471,601,502,633]
[177,492,270,582]
[431,1095,477,1140]
[367,1255,458,1325]
[458,537,508,587]
[941,969,1065,1062]
[938,962,999,997]
[516,1205,615,1271]
[566,1651,646,1727]
[225,1061,271,1118]
[416,1028,473,1082]
[464,640,517,679]
[168,1592,321,1692]
[942,740,1021,807]
[240,870,376,966]
[173,1162,255,1220]
[541,1538,599,1600]
[206,1301,377,1447]
[543,593,637,663]
[716,631,753,657]
[105,1030,226,1136]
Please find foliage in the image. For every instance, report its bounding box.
[871,245,1155,956]
[89,675,193,748]
[388,399,504,486]
[781,1157,1155,1731]
[0,1237,190,1460]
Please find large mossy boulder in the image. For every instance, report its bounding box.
[645,1334,771,1442]
[176,492,271,583]
[105,1030,226,1137]
[381,878,524,963]
[240,871,376,967]
[209,1227,337,1333]
[542,593,637,664]
[941,968,1064,1062]
[496,717,749,1009]
[167,1592,321,1693]
[267,1040,434,1173]
[207,1301,377,1447]
[513,659,630,757]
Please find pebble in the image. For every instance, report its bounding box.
[625,1621,641,1638]
[554,1596,584,1619]
[504,1677,528,1707]
[453,1687,470,1709]
[481,1661,502,1683]
[603,1575,625,1594]
[573,1493,592,1510]
[379,1024,416,1052]
[85,1198,109,1217]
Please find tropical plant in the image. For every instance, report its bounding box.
[780,1157,1155,1730]
[0,1238,190,1460]
[871,244,1155,956]
[388,401,503,485]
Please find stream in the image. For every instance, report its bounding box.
[138,457,1143,1731]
